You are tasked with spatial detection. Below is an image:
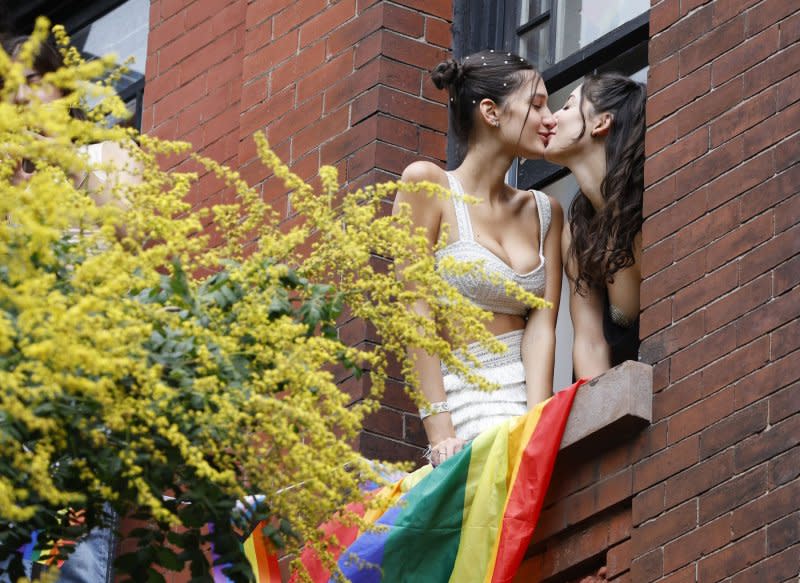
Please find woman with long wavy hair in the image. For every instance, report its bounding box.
[545,73,646,379]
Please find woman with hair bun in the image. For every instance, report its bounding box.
[393,50,562,467]
[544,73,646,379]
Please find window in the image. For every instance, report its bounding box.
[3,0,149,129]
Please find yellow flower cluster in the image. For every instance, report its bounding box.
[0,18,550,581]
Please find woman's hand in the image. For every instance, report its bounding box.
[429,436,466,467]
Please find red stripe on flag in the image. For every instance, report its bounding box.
[490,380,582,583]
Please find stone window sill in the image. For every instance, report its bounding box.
[559,361,653,452]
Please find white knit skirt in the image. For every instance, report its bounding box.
[442,329,528,443]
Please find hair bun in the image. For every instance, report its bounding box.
[431,59,463,90]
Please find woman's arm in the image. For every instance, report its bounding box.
[393,161,463,462]
[522,195,563,405]
[562,222,611,379]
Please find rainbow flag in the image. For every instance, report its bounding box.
[285,380,581,583]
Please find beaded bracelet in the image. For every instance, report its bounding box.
[419,400,450,420]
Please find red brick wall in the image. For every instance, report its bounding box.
[633,1,799,581]
[143,0,453,461]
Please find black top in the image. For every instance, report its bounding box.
[602,293,640,367]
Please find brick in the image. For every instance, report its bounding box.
[705,273,771,332]
[744,41,800,98]
[663,514,731,574]
[244,0,284,29]
[645,116,678,157]
[700,400,767,459]
[418,127,447,161]
[652,360,670,393]
[377,86,448,132]
[377,115,418,151]
[711,0,760,27]
[299,0,356,48]
[734,350,800,408]
[633,434,699,491]
[178,84,233,136]
[642,186,706,247]
[650,0,679,35]
[238,85,294,139]
[202,108,239,146]
[243,29,298,81]
[179,29,242,82]
[148,9,187,54]
[701,463,769,523]
[358,431,424,462]
[735,412,800,473]
[320,115,378,164]
[647,53,679,96]
[326,2,383,57]
[296,50,354,103]
[350,85,380,123]
[378,58,422,96]
[243,12,272,54]
[374,140,420,175]
[697,529,766,582]
[747,0,798,35]
[700,336,770,396]
[346,141,377,181]
[642,175,676,218]
[664,449,734,509]
[741,224,800,285]
[645,127,708,186]
[143,64,182,107]
[640,249,705,310]
[671,322,737,381]
[667,385,734,444]
[673,262,737,320]
[640,311,704,363]
[270,40,326,95]
[743,100,800,157]
[659,564,695,583]
[738,285,800,346]
[363,405,404,439]
[152,74,206,126]
[777,70,800,110]
[712,24,780,86]
[774,252,800,295]
[775,131,799,173]
[353,29,383,68]
[769,446,800,487]
[425,16,452,48]
[677,78,744,140]
[646,65,710,126]
[650,4,712,63]
[158,19,214,72]
[274,0,327,32]
[324,58,381,112]
[772,319,800,361]
[630,548,662,583]
[679,14,745,75]
[674,135,744,200]
[768,513,799,554]
[731,545,800,583]
[732,478,800,537]
[780,9,800,48]
[383,2,425,37]
[381,31,449,71]
[606,539,632,579]
[389,0,452,20]
[711,88,777,147]
[632,483,665,526]
[740,161,798,223]
[640,298,672,339]
[241,78,268,112]
[204,1,245,37]
[654,372,705,420]
[705,212,773,272]
[641,235,674,278]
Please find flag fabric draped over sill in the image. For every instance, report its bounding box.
[242,379,581,583]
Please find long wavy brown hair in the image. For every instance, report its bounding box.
[567,73,646,294]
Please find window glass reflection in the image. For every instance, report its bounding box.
[554,0,649,62]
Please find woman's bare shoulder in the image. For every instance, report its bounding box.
[400,160,447,184]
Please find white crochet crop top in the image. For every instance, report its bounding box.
[434,172,550,317]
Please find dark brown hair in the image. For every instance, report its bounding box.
[567,72,646,294]
[431,50,541,158]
